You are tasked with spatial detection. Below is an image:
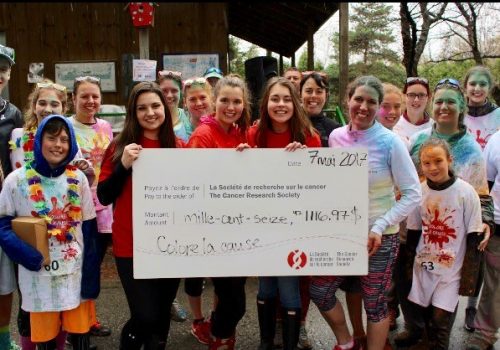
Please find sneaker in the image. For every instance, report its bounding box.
[465,336,494,350]
[90,321,112,337]
[274,321,283,348]
[388,308,398,331]
[191,318,211,345]
[9,341,21,350]
[393,329,422,348]
[297,325,312,349]
[333,338,362,350]
[464,307,477,332]
[209,335,235,350]
[170,298,188,322]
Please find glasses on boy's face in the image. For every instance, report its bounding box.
[36,82,67,93]
[159,70,182,79]
[406,92,428,100]
[434,78,462,92]
[75,76,101,83]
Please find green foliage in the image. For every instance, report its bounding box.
[331,3,399,66]
[228,36,261,78]
[297,51,324,72]
[419,60,477,89]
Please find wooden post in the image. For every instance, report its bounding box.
[339,3,349,108]
[279,54,283,76]
[307,21,314,70]
[291,54,295,67]
[138,27,149,59]
[266,49,272,57]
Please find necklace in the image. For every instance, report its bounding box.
[26,163,81,242]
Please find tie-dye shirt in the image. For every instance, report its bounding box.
[409,125,489,196]
[328,121,421,235]
[69,116,113,233]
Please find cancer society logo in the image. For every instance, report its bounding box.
[287,250,307,270]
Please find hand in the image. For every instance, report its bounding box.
[367,232,382,257]
[73,159,89,171]
[478,223,491,251]
[121,143,143,169]
[236,143,252,152]
[285,142,306,152]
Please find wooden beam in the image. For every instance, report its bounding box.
[279,54,283,76]
[291,54,295,67]
[339,3,349,107]
[138,27,149,59]
[307,20,314,70]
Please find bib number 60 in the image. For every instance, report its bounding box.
[44,260,60,272]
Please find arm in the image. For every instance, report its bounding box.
[97,146,131,206]
[371,138,422,235]
[0,216,43,271]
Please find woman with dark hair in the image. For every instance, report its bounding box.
[97,82,180,349]
[300,72,340,147]
[311,75,421,350]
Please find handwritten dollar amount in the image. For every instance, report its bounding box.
[182,207,361,225]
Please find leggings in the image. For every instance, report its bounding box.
[311,234,398,322]
[115,257,180,349]
[210,277,247,338]
[185,278,204,297]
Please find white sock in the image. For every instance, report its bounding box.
[337,338,354,349]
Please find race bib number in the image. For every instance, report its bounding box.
[38,241,82,277]
[415,247,456,275]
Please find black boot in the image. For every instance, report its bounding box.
[282,308,301,350]
[69,333,90,350]
[257,298,277,350]
[36,339,57,350]
[428,306,457,350]
[119,319,143,350]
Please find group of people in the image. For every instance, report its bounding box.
[0,41,498,350]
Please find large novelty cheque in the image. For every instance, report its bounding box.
[132,148,368,278]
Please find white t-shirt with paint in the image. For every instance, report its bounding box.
[407,178,482,312]
[484,129,500,224]
[464,108,500,151]
[0,167,96,312]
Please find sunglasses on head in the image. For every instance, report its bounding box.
[159,70,182,79]
[406,77,428,85]
[75,76,101,84]
[205,67,222,75]
[302,71,328,79]
[36,82,67,93]
[434,78,461,92]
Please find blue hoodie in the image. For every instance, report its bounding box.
[32,114,79,177]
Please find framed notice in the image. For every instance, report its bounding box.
[161,53,219,79]
[132,148,369,279]
[55,61,116,92]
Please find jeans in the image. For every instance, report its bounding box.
[258,276,301,309]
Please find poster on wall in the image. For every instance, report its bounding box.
[55,61,116,92]
[133,59,157,82]
[27,63,44,83]
[161,53,219,79]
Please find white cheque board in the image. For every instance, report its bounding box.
[132,148,368,278]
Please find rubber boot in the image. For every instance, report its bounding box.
[257,298,277,350]
[282,308,301,350]
[427,307,456,350]
[68,333,90,350]
[119,319,143,350]
[143,333,164,350]
[36,339,57,350]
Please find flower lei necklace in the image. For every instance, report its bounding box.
[9,127,36,165]
[26,163,82,242]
